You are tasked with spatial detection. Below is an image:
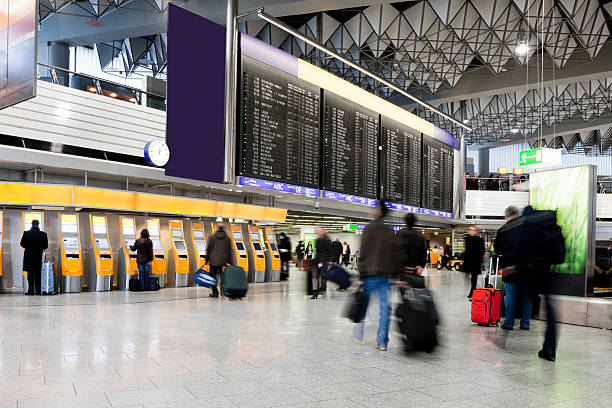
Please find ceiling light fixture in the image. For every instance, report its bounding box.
[515,41,530,56]
[109,92,117,98]
[510,128,520,134]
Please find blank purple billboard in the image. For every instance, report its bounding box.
[0,0,37,110]
[165,4,226,184]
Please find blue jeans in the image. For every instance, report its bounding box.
[504,282,532,328]
[138,263,150,291]
[353,276,391,348]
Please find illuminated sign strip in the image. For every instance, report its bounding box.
[238,176,319,198]
[321,190,377,207]
[386,201,453,219]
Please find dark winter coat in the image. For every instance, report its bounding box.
[278,237,292,262]
[331,240,343,258]
[206,229,234,267]
[130,237,154,265]
[296,243,305,260]
[315,236,333,266]
[358,217,398,279]
[396,226,427,269]
[20,226,48,274]
[494,217,523,284]
[463,234,485,274]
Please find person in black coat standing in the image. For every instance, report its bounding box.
[464,225,485,299]
[21,219,48,295]
[205,224,234,297]
[278,233,292,281]
[331,238,343,264]
[312,228,332,299]
[130,229,154,291]
[396,213,427,276]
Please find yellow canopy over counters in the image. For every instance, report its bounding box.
[0,183,287,222]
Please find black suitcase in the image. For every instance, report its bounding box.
[222,266,248,299]
[396,288,438,352]
[148,277,160,291]
[324,264,351,289]
[129,276,140,292]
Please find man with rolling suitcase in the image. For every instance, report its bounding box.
[206,224,233,298]
[20,219,48,296]
[464,225,485,299]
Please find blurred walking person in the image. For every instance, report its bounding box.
[352,202,397,351]
[296,240,305,269]
[464,225,485,299]
[332,238,343,264]
[312,228,332,299]
[130,229,153,291]
[278,233,292,281]
[396,213,427,277]
[206,224,233,298]
[21,219,48,295]
[342,242,351,267]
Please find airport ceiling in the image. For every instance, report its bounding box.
[39,0,612,151]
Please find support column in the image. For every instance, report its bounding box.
[48,41,69,86]
[223,0,238,183]
[478,148,490,176]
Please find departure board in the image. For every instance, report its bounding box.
[323,92,379,198]
[422,137,454,213]
[381,117,422,206]
[239,57,320,188]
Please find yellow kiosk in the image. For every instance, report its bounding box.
[88,214,113,291]
[58,213,83,293]
[189,221,208,273]
[229,224,249,273]
[247,225,265,283]
[117,216,138,290]
[146,218,166,288]
[263,227,281,282]
[22,211,44,294]
[168,219,189,287]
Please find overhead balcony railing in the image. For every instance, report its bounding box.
[37,63,166,112]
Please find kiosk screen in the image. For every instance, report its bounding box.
[171,228,183,238]
[92,217,107,234]
[251,232,260,242]
[152,239,163,251]
[61,217,78,233]
[270,243,277,251]
[125,240,135,251]
[195,241,206,252]
[174,240,186,252]
[253,242,263,251]
[233,232,242,242]
[122,224,135,237]
[63,237,79,249]
[95,238,110,250]
[193,230,204,239]
[236,242,245,251]
[148,222,160,237]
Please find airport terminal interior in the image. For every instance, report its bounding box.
[0,0,611,407]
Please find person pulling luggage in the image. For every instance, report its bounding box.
[464,225,485,299]
[312,228,332,299]
[206,224,233,298]
[130,229,153,291]
[20,219,48,296]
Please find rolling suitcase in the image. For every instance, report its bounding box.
[471,255,502,326]
[396,286,438,352]
[40,262,56,295]
[148,277,160,291]
[323,264,351,289]
[222,266,248,299]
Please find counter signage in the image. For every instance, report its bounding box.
[321,190,377,207]
[238,176,319,197]
[421,208,454,218]
[385,202,421,213]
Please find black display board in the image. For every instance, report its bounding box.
[381,117,422,207]
[422,137,454,213]
[323,92,379,198]
[239,57,320,188]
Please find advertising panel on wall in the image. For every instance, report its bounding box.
[0,0,37,110]
[529,165,596,296]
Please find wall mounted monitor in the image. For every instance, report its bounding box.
[252,242,263,251]
[233,231,242,242]
[238,56,320,189]
[152,239,163,251]
[193,230,204,239]
[322,92,379,198]
[171,228,183,238]
[62,237,79,250]
[195,241,206,252]
[250,232,260,242]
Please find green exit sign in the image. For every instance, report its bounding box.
[343,224,359,231]
[519,148,542,166]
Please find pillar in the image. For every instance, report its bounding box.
[47,41,70,86]
[478,148,490,176]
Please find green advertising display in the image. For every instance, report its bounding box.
[529,166,591,275]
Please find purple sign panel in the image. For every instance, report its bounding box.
[321,191,377,207]
[240,34,298,77]
[385,202,421,214]
[238,177,319,197]
[433,126,457,150]
[165,5,226,183]
[0,0,37,110]
[420,208,454,218]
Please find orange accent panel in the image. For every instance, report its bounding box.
[0,184,72,206]
[63,258,83,277]
[177,258,190,273]
[98,258,114,276]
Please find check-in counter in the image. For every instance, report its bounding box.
[22,211,45,294]
[229,224,249,274]
[247,225,265,282]
[168,219,189,287]
[58,213,83,293]
[146,218,166,288]
[88,214,113,291]
[263,227,281,282]
[189,221,209,274]
[117,216,138,290]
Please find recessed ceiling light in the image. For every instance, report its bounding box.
[463,119,470,124]
[510,128,520,134]
[501,138,511,142]
[109,92,117,98]
[515,42,530,55]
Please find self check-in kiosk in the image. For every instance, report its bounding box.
[263,227,281,282]
[22,211,44,293]
[189,221,208,273]
[168,220,189,287]
[146,218,166,288]
[117,216,138,290]
[247,225,265,283]
[88,214,113,291]
[58,213,83,293]
[229,224,249,273]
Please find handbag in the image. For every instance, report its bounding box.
[501,265,520,279]
[128,274,140,291]
[344,287,367,323]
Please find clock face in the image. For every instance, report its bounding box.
[145,140,170,167]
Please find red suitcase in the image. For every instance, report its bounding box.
[471,255,502,326]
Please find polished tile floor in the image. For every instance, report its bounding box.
[0,268,610,407]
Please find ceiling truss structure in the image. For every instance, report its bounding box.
[38,0,174,22]
[528,126,612,156]
[96,33,167,78]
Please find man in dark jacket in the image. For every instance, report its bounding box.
[20,219,48,295]
[130,229,154,291]
[312,228,332,299]
[295,241,305,269]
[396,213,427,276]
[495,206,532,330]
[331,238,343,264]
[206,224,233,297]
[353,203,397,351]
[464,225,485,299]
[278,233,292,281]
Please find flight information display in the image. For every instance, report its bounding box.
[381,117,422,207]
[422,137,454,214]
[239,57,320,188]
[323,92,379,198]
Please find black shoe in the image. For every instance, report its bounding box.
[519,326,530,330]
[538,349,556,361]
[501,325,513,330]
[210,292,219,298]
[25,292,34,296]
